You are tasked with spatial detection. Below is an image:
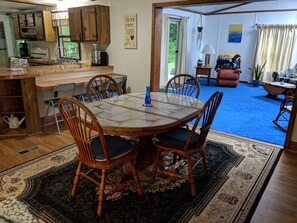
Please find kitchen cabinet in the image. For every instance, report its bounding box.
[11,14,20,39]
[0,77,41,136]
[68,5,110,44]
[10,11,56,41]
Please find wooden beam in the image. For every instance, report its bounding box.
[206,2,252,15]
[0,0,57,7]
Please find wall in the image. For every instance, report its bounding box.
[204,11,297,82]
[108,0,180,93]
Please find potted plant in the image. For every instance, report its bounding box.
[249,61,267,87]
[197,58,203,67]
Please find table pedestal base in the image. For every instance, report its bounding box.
[136,136,156,168]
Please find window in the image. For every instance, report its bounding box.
[57,25,80,60]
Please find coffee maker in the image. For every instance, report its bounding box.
[19,42,29,58]
[91,44,108,66]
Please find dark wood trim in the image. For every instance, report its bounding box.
[150,5,162,92]
[206,2,252,15]
[175,8,206,15]
[287,140,297,152]
[285,87,297,150]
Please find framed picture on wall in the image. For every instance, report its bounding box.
[124,13,137,49]
[228,24,243,43]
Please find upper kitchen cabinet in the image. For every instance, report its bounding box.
[11,14,20,39]
[68,5,110,44]
[10,11,56,42]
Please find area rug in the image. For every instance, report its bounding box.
[0,131,282,223]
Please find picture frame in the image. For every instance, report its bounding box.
[124,13,137,49]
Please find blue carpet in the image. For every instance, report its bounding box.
[192,78,287,146]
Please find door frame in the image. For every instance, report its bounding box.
[150,0,296,150]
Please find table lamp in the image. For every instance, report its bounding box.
[201,44,215,67]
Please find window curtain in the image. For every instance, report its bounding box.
[253,24,297,82]
[176,16,188,75]
[160,14,169,88]
[51,10,69,27]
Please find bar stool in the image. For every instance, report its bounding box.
[43,82,77,134]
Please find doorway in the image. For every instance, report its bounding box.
[150,1,296,149]
[168,18,180,80]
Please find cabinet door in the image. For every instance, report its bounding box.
[26,13,35,27]
[11,15,20,39]
[68,8,82,41]
[18,14,26,27]
[34,12,45,40]
[81,7,97,41]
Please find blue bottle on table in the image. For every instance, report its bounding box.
[144,86,151,106]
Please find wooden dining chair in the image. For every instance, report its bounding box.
[58,97,143,216]
[165,74,201,99]
[151,91,223,197]
[86,74,121,102]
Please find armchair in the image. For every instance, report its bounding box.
[215,54,242,87]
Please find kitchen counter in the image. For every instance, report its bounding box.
[0,64,114,79]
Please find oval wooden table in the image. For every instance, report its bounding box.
[86,92,204,167]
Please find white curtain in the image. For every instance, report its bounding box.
[253,24,297,82]
[176,16,188,74]
[160,14,169,88]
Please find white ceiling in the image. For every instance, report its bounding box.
[172,0,297,15]
[0,1,56,13]
[0,0,296,14]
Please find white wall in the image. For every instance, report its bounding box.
[108,0,181,93]
[204,11,297,82]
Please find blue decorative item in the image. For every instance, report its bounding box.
[143,86,153,107]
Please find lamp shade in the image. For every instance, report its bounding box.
[201,44,215,54]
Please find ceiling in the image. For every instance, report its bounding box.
[0,0,57,13]
[173,0,297,15]
[0,0,296,14]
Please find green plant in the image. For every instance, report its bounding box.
[249,61,267,81]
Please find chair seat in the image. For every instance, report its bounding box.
[92,135,134,161]
[156,127,200,149]
[219,71,239,80]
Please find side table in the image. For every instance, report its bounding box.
[195,66,212,85]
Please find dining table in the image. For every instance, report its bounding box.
[85,92,204,166]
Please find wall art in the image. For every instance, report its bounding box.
[124,13,137,49]
[228,24,243,43]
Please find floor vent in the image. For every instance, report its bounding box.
[18,146,39,155]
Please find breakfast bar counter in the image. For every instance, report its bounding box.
[0,64,116,137]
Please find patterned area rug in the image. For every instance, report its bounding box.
[0,131,282,223]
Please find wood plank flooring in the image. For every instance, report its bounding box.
[0,123,297,222]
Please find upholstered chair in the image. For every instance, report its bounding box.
[215,54,242,87]
[216,68,242,87]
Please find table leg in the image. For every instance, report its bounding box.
[208,74,210,86]
[136,136,156,168]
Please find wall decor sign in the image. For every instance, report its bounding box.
[228,24,243,43]
[124,13,137,49]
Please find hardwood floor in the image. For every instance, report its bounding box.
[0,123,74,171]
[251,149,297,223]
[0,124,297,222]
